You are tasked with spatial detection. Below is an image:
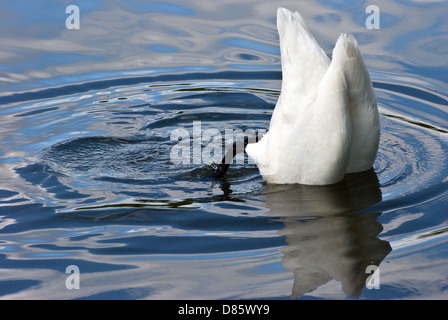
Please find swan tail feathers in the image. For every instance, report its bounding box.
[335,34,380,173]
[276,7,330,98]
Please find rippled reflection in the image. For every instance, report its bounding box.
[262,170,391,297]
[1,0,446,93]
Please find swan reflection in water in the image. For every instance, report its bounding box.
[261,169,391,298]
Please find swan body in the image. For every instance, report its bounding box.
[245,7,380,185]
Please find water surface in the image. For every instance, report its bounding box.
[0,0,447,299]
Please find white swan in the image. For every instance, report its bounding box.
[244,7,380,185]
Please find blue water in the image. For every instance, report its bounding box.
[1,1,447,299]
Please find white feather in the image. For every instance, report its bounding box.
[245,8,380,185]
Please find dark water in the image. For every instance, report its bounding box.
[1,1,447,299]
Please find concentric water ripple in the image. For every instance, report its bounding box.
[2,71,447,299]
[374,84,448,210]
[29,75,447,214]
[41,136,171,181]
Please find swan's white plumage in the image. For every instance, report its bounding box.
[245,7,380,185]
